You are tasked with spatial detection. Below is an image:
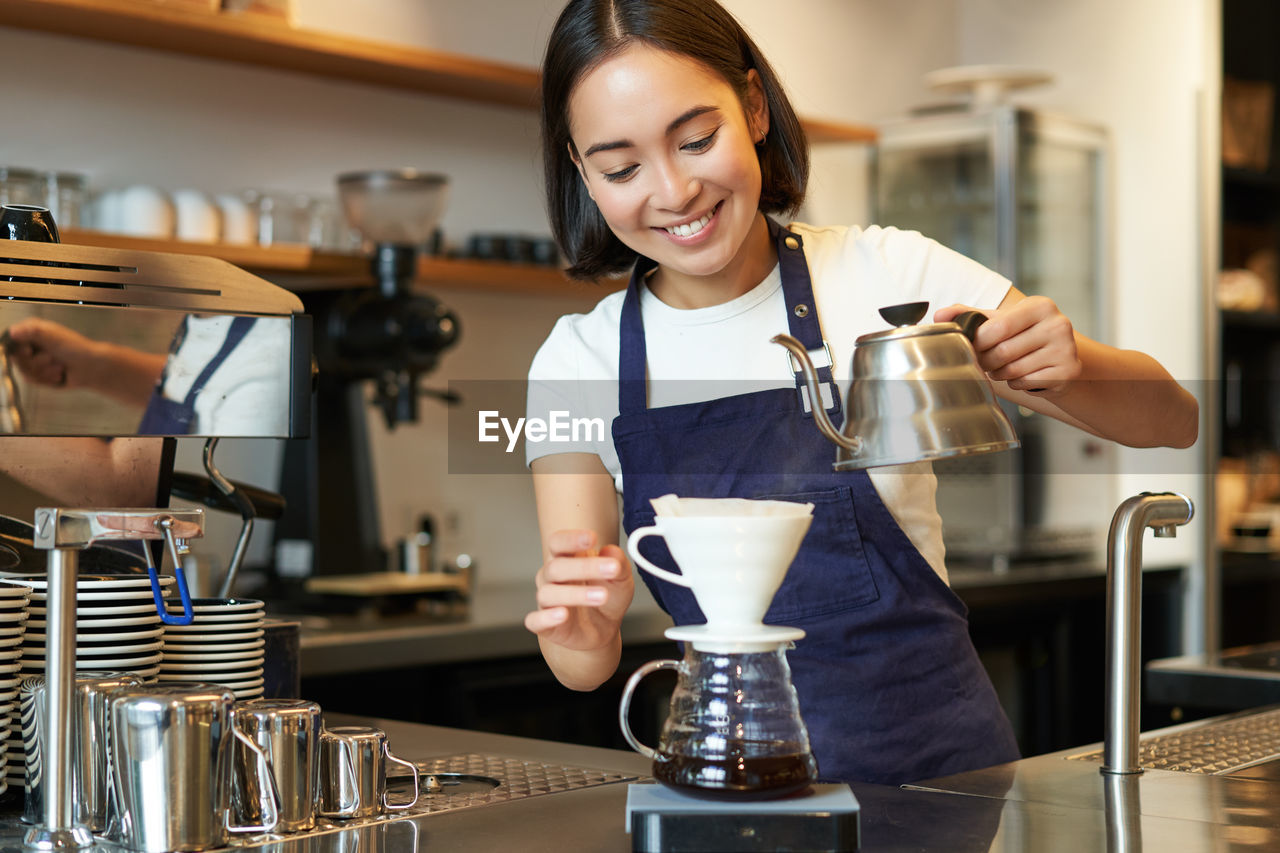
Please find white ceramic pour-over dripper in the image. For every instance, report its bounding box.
[627,497,813,650]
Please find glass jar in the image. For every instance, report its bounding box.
[43,172,87,230]
[0,167,42,208]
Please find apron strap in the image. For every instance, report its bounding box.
[181,316,258,408]
[618,259,653,415]
[770,220,838,415]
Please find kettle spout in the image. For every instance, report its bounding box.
[771,334,861,454]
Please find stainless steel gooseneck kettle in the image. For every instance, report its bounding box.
[773,300,1019,469]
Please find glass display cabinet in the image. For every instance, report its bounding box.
[873,105,1114,565]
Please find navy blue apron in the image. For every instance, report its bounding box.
[139,316,257,435]
[613,219,1020,785]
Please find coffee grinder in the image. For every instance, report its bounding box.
[276,170,460,583]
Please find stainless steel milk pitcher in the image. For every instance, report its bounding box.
[21,672,142,832]
[233,698,322,832]
[107,682,280,852]
[318,726,420,820]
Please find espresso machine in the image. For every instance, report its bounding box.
[0,225,311,850]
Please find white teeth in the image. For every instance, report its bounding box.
[666,210,713,237]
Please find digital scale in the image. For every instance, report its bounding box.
[625,782,860,852]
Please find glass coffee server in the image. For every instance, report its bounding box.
[873,95,1114,568]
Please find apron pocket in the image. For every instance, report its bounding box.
[755,486,882,624]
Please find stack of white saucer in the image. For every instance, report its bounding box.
[159,598,265,699]
[6,574,171,791]
[0,582,30,794]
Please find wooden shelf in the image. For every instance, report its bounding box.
[60,230,617,299]
[0,0,877,142]
[0,0,540,109]
[799,116,878,145]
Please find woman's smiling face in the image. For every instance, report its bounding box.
[568,42,770,296]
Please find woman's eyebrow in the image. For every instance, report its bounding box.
[582,105,721,158]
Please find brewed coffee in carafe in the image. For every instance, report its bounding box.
[647,645,817,799]
[620,495,819,799]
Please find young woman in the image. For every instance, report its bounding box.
[523,0,1198,785]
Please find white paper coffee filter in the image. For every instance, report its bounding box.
[650,494,814,518]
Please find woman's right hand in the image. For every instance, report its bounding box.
[525,529,634,652]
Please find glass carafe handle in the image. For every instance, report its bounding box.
[618,659,680,759]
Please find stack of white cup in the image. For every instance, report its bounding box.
[89,186,354,249]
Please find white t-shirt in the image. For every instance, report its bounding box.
[159,315,291,436]
[526,223,1011,582]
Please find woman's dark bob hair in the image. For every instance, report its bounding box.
[541,0,809,281]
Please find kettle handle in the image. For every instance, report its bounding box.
[951,310,988,342]
[618,659,681,760]
[627,526,694,588]
[950,311,1047,392]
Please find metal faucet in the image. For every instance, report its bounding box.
[24,508,204,851]
[1102,492,1194,776]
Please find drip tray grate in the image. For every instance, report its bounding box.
[1068,708,1280,774]
[391,752,641,814]
[217,752,642,847]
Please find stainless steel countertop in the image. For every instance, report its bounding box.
[343,710,1275,852]
[216,712,1280,850]
[908,739,1280,851]
[0,709,1270,851]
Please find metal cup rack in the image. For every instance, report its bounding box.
[24,507,204,851]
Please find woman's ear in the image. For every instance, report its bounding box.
[745,69,770,143]
[569,142,595,201]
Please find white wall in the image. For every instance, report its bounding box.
[0,2,1213,612]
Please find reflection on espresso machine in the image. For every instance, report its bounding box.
[0,305,303,438]
[0,237,308,440]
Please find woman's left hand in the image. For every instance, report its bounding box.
[935,295,1082,394]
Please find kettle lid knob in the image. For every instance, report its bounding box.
[878,301,929,327]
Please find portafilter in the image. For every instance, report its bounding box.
[774,301,1019,470]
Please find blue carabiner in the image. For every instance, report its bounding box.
[149,561,194,626]
[146,518,195,626]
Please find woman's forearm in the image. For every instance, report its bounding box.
[1004,336,1199,449]
[527,455,634,692]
